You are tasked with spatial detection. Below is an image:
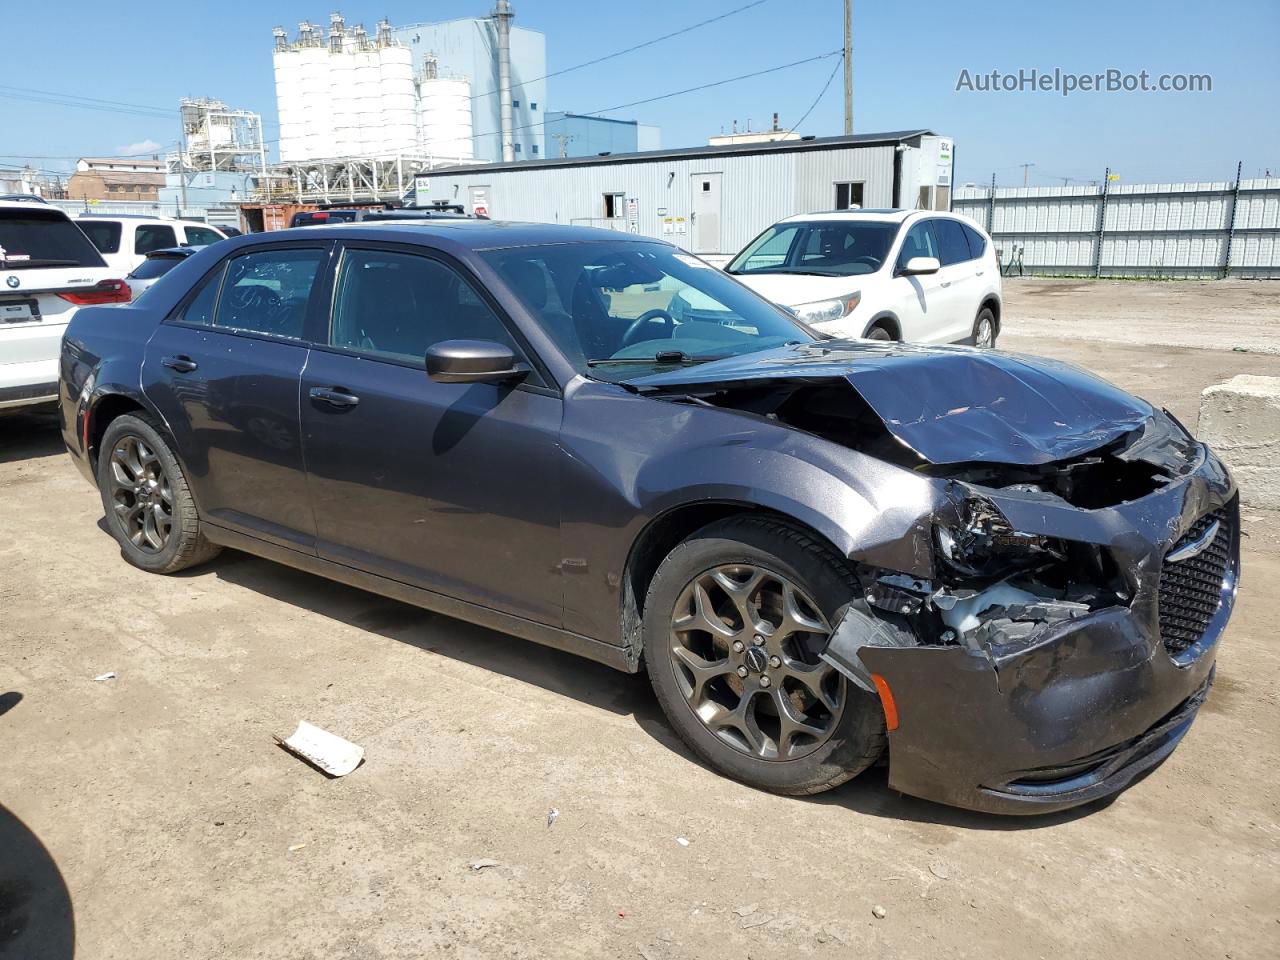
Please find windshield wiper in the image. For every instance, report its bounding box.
[586,350,727,367]
[730,266,850,277]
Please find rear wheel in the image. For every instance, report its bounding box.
[97,413,220,574]
[645,516,887,795]
[973,307,997,348]
[864,324,894,342]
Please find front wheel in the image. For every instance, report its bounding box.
[645,516,887,795]
[97,413,221,574]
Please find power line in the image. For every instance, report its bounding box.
[472,49,843,143]
[468,0,773,101]
[784,51,844,136]
[0,85,173,119]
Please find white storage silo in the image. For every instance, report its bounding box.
[299,45,333,158]
[419,76,475,161]
[272,48,303,162]
[353,49,382,155]
[378,45,417,155]
[328,49,357,157]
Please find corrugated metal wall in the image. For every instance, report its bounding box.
[416,144,899,257]
[954,179,1280,278]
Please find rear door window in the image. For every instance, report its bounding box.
[0,209,107,268]
[77,220,123,254]
[135,224,178,255]
[933,219,974,266]
[183,226,223,246]
[214,248,324,339]
[961,223,987,258]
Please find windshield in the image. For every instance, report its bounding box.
[0,209,108,269]
[483,241,812,382]
[727,219,901,277]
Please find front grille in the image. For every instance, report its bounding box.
[1158,506,1233,655]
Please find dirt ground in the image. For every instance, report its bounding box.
[2,279,1279,960]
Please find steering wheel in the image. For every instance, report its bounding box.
[619,309,675,349]
[847,255,880,269]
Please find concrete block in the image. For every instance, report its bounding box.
[1198,375,1280,510]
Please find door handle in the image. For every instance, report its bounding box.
[975,270,985,276]
[309,386,360,409]
[940,280,952,288]
[162,355,198,373]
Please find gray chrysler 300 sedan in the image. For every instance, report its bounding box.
[58,221,1238,814]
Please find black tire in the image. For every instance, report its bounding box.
[972,306,997,348]
[645,515,887,795]
[97,412,221,574]
[864,324,894,342]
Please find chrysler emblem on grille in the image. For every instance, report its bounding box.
[1167,519,1220,563]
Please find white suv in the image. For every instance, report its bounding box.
[725,210,1002,347]
[75,215,227,275]
[1,200,130,410]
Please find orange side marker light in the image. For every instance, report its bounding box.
[871,673,899,731]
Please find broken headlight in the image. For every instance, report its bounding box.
[934,495,1065,579]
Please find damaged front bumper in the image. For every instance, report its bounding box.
[825,445,1239,815]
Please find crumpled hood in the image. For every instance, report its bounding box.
[628,340,1157,466]
[732,272,863,307]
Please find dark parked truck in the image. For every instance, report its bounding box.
[58,221,1238,814]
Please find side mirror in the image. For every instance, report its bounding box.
[425,339,527,384]
[898,256,941,277]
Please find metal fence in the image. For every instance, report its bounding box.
[953,173,1280,279]
[46,198,242,230]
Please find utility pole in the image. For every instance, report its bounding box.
[842,0,853,134]
[551,133,576,158]
[176,113,189,214]
[1018,162,1035,187]
[493,0,515,162]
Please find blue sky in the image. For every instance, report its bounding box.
[2,0,1276,185]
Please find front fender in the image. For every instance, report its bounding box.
[558,378,944,643]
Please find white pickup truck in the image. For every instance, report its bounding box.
[1,199,130,410]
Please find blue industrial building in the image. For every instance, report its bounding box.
[391,18,547,164]
[542,113,661,159]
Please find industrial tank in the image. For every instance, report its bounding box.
[272,49,303,162]
[298,45,332,158]
[328,50,357,157]
[350,49,380,155]
[419,77,474,161]
[379,45,417,155]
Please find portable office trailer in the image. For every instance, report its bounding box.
[412,130,954,262]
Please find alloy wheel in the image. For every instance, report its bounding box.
[107,435,174,553]
[668,564,845,760]
[976,316,995,348]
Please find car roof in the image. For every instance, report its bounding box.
[255,219,667,251]
[77,214,217,228]
[0,198,71,216]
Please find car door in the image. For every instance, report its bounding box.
[299,242,564,626]
[889,219,944,341]
[141,242,330,550]
[930,217,981,343]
